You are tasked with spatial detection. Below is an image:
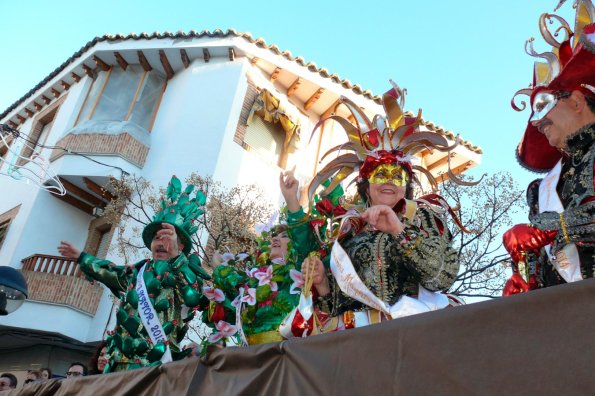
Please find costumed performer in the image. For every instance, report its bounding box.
[202,218,303,347]
[58,175,210,372]
[280,81,473,335]
[503,2,595,295]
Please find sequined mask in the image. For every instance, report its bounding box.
[368,164,409,186]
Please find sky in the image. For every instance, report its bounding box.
[0,0,577,194]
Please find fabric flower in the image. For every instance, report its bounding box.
[315,198,334,217]
[207,321,238,343]
[289,269,304,295]
[253,265,275,287]
[271,257,286,265]
[231,294,243,309]
[242,287,257,306]
[202,286,225,302]
[255,211,279,233]
[221,252,235,265]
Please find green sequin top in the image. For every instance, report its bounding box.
[78,252,206,372]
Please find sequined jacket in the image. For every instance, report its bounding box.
[288,204,459,316]
[78,252,205,372]
[531,122,595,278]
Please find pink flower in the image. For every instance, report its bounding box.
[221,252,235,261]
[207,321,238,343]
[231,294,243,309]
[289,269,304,295]
[270,281,278,292]
[255,211,279,233]
[271,257,286,265]
[202,286,225,302]
[242,287,257,306]
[253,265,273,286]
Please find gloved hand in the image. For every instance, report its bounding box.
[502,273,530,296]
[503,224,557,263]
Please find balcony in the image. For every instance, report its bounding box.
[20,254,103,315]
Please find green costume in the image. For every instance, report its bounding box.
[78,176,210,372]
[202,226,300,347]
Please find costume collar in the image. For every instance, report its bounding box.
[565,121,595,152]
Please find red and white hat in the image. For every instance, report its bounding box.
[512,1,595,172]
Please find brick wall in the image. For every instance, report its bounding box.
[22,270,104,315]
[233,78,259,146]
[50,132,149,167]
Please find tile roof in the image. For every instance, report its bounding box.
[0,29,482,154]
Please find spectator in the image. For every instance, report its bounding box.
[40,367,52,380]
[0,373,17,391]
[88,341,108,375]
[24,370,41,385]
[66,362,87,378]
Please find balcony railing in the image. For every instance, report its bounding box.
[21,253,84,278]
[20,253,103,315]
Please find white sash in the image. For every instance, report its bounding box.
[538,161,582,282]
[329,241,448,322]
[136,264,173,363]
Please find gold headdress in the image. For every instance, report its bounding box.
[308,80,476,203]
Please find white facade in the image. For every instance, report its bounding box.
[0,30,482,359]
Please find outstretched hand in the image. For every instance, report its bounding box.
[361,205,404,236]
[279,166,300,213]
[58,241,81,259]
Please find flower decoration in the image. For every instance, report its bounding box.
[207,321,238,343]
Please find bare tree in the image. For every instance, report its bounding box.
[101,173,273,267]
[185,173,273,268]
[439,172,525,299]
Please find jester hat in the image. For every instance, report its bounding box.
[142,175,206,256]
[512,0,595,172]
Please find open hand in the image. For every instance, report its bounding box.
[58,241,81,259]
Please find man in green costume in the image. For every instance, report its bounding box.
[58,175,210,372]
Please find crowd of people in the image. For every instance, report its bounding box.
[5,3,594,387]
[0,358,97,390]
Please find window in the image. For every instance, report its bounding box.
[0,133,14,163]
[241,89,301,169]
[0,219,10,249]
[76,65,166,131]
[85,219,113,259]
[0,205,20,251]
[244,115,287,168]
[18,106,58,166]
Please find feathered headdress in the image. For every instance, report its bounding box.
[511,0,595,172]
[308,80,475,203]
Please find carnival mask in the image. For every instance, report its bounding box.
[368,164,409,186]
[530,91,570,122]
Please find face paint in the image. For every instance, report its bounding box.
[368,164,409,186]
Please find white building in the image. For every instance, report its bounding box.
[0,29,482,377]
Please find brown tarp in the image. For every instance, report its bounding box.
[7,278,595,395]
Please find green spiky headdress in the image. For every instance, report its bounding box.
[142,175,206,256]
